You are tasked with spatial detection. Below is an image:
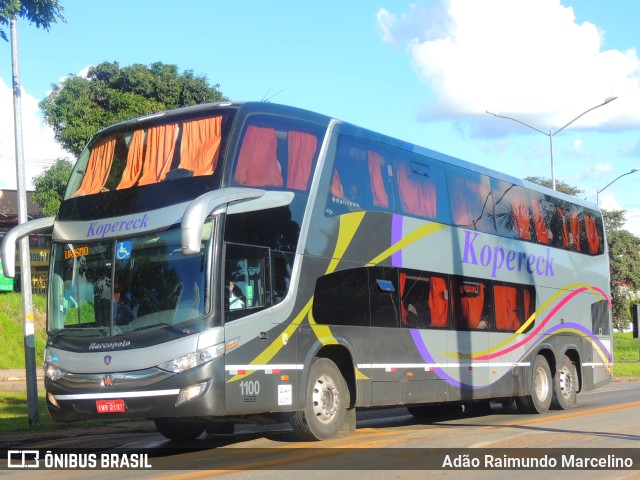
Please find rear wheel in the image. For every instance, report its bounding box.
[551,355,578,410]
[291,358,347,441]
[154,418,205,441]
[517,355,552,414]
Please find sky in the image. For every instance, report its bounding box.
[1,0,640,234]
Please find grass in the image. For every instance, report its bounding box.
[0,292,47,369]
[0,391,148,434]
[0,292,638,434]
[613,331,640,376]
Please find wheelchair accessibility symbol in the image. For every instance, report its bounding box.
[116,241,132,260]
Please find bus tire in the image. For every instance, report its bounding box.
[517,355,552,414]
[551,355,578,410]
[291,358,347,441]
[154,418,205,441]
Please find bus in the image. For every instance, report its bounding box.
[0,102,612,441]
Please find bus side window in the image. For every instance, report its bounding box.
[446,165,495,233]
[399,271,449,329]
[313,268,370,327]
[583,210,603,255]
[370,267,399,328]
[451,277,492,330]
[396,157,448,222]
[491,179,533,241]
[530,192,552,245]
[494,283,535,332]
[328,136,393,214]
[224,244,270,321]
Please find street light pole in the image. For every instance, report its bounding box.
[597,168,640,207]
[10,19,39,425]
[487,96,618,190]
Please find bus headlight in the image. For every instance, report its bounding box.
[157,343,225,373]
[44,363,65,382]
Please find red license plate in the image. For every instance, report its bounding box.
[96,399,126,413]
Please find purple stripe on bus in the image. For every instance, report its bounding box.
[392,214,403,267]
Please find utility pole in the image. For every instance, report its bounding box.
[11,18,39,425]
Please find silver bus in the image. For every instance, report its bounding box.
[1,102,612,441]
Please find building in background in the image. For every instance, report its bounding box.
[0,189,51,294]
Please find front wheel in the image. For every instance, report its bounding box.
[517,355,552,414]
[291,358,347,441]
[551,355,578,410]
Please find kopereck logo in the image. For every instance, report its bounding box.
[461,230,556,278]
[86,214,149,239]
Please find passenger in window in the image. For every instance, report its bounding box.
[114,285,138,325]
[228,281,246,310]
[347,184,365,206]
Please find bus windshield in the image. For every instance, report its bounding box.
[48,223,213,337]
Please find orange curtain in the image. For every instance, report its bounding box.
[399,273,407,326]
[287,131,317,190]
[511,194,531,240]
[117,129,145,189]
[460,283,484,328]
[73,137,116,196]
[584,214,600,254]
[138,124,178,186]
[331,170,344,198]
[570,212,581,251]
[234,125,283,187]
[450,180,470,225]
[429,277,448,327]
[532,201,550,244]
[523,289,532,323]
[494,285,520,331]
[367,151,389,208]
[179,116,222,176]
[398,162,437,218]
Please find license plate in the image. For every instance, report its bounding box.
[96,399,126,413]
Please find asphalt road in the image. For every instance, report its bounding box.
[1,380,639,479]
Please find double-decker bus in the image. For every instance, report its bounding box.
[1,102,612,441]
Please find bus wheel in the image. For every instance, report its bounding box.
[154,418,205,441]
[517,355,552,414]
[291,358,347,441]
[551,355,578,410]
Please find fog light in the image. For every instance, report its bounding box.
[47,392,60,409]
[176,381,208,406]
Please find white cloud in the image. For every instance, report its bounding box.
[624,208,640,238]
[377,0,639,129]
[0,75,71,190]
[572,139,583,154]
[587,161,613,176]
[599,193,622,211]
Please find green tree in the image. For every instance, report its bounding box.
[0,0,65,41]
[524,176,583,196]
[603,209,640,331]
[31,158,72,216]
[40,61,226,156]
